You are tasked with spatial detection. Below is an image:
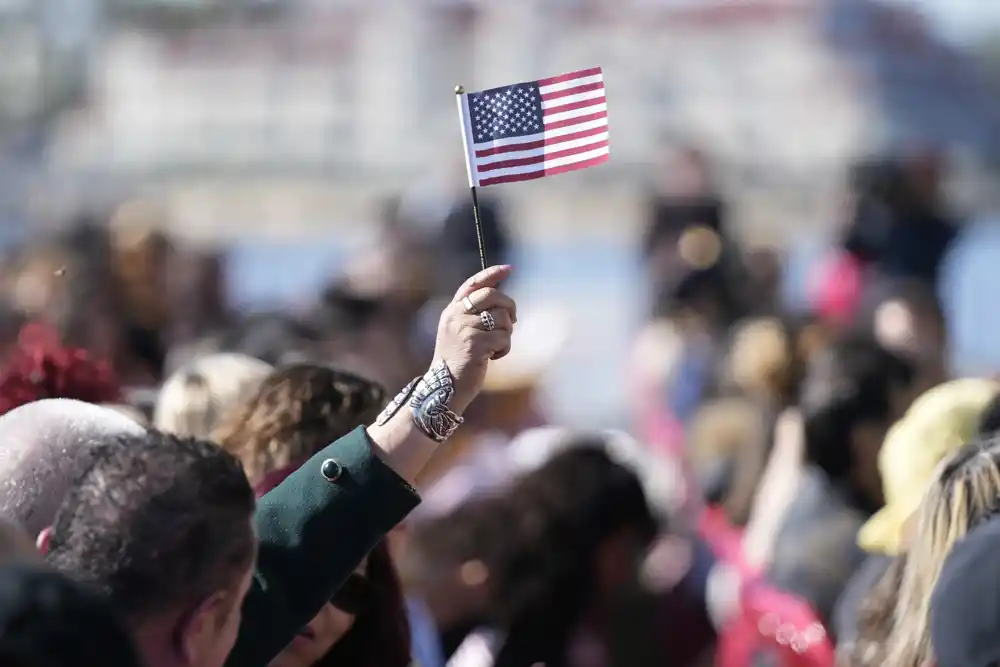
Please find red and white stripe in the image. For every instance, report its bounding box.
[459,66,609,187]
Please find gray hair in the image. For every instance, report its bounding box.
[0,399,145,537]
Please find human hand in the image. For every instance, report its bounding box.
[432,265,516,414]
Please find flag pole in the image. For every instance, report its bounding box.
[455,84,488,271]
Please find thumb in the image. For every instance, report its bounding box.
[452,265,513,302]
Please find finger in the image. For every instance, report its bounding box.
[472,331,512,360]
[466,287,517,323]
[461,309,513,334]
[452,265,513,303]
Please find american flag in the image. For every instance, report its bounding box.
[457,66,609,187]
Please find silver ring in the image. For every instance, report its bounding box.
[480,310,496,332]
[462,296,479,314]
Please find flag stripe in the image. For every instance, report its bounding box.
[477,145,610,180]
[538,73,604,96]
[541,87,606,110]
[540,81,605,102]
[478,137,610,172]
[477,152,610,187]
[476,127,609,161]
[542,109,608,131]
[536,66,603,89]
[541,96,606,117]
[473,117,608,155]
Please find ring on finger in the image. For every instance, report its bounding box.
[462,296,479,314]
[480,310,496,332]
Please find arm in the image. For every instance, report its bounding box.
[227,265,516,667]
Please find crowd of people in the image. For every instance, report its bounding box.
[0,144,995,667]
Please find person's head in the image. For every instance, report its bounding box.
[859,378,1000,556]
[0,399,144,539]
[406,441,657,665]
[212,363,386,484]
[155,353,273,440]
[220,313,322,368]
[255,466,410,667]
[799,334,916,508]
[44,430,256,667]
[883,436,1000,667]
[0,322,122,416]
[0,564,142,667]
[930,517,1000,667]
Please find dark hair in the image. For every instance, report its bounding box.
[213,363,387,483]
[978,392,1000,438]
[0,564,141,667]
[800,334,914,481]
[410,440,657,667]
[255,464,410,667]
[46,430,256,622]
[220,312,322,367]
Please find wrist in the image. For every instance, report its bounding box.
[375,361,465,444]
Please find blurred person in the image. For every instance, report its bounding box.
[212,363,387,485]
[856,278,949,392]
[929,516,1000,667]
[840,150,960,288]
[0,517,39,566]
[876,436,1000,667]
[0,564,142,667]
[761,335,916,627]
[218,312,323,368]
[0,399,144,539]
[0,322,122,416]
[834,378,1000,664]
[255,466,410,667]
[976,390,1000,436]
[404,442,658,667]
[155,353,273,440]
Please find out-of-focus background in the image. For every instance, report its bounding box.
[2,0,1000,426]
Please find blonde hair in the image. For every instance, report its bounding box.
[154,353,272,440]
[883,440,1000,667]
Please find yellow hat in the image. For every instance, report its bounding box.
[859,378,1000,555]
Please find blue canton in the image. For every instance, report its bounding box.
[467,83,543,144]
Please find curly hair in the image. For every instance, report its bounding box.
[0,322,121,416]
[255,465,410,667]
[212,363,387,483]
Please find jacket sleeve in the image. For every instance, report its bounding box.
[226,426,421,667]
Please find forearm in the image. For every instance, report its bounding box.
[366,409,444,487]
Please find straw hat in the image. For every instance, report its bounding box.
[858,378,1000,555]
[482,306,569,393]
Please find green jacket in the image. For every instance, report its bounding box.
[225,426,420,667]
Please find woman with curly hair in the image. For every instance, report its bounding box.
[403,438,659,667]
[212,363,387,484]
[215,362,411,667]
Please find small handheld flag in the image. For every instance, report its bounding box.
[455,66,609,270]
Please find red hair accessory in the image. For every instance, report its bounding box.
[0,322,122,416]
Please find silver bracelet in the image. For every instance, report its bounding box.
[374,361,465,443]
[409,361,465,442]
[375,377,418,427]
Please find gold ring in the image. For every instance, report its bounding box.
[462,296,478,314]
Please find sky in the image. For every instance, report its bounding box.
[891,0,1000,43]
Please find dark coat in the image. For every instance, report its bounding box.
[225,426,420,667]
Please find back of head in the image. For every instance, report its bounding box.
[0,564,140,667]
[800,334,914,482]
[154,353,273,439]
[0,399,144,538]
[885,436,1000,667]
[46,430,255,623]
[213,363,386,483]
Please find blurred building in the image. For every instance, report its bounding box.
[13,0,1000,240]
